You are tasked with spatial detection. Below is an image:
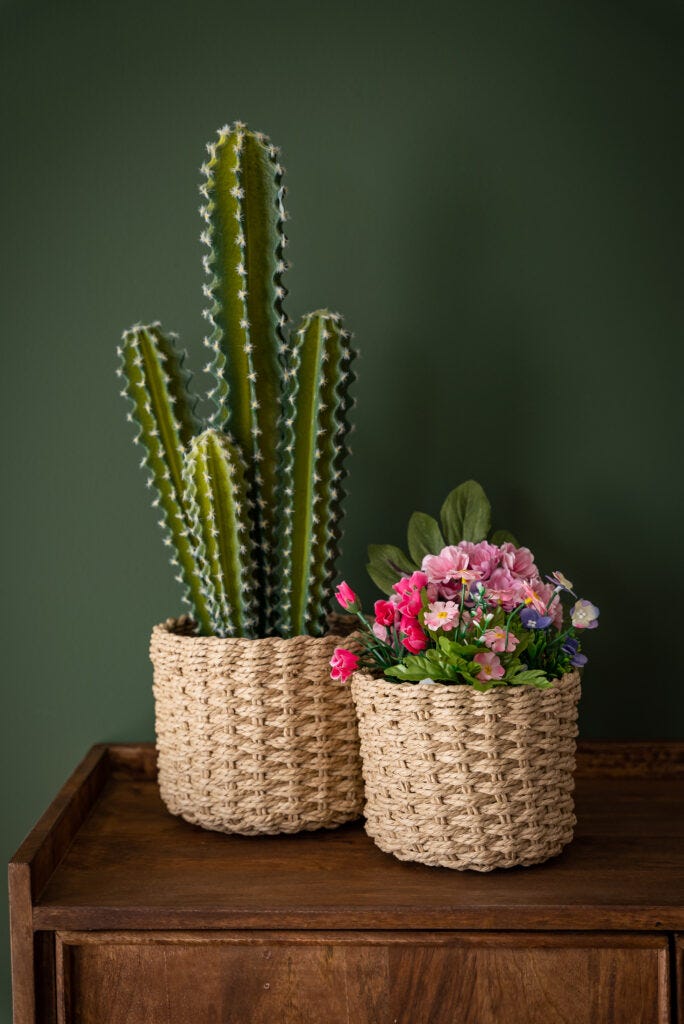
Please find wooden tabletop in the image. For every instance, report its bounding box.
[13,742,684,934]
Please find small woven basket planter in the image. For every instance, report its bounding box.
[351,671,581,871]
[150,616,363,836]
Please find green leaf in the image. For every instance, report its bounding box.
[384,650,458,682]
[472,679,493,692]
[385,664,429,682]
[440,480,491,544]
[367,544,417,595]
[509,669,552,687]
[407,512,445,564]
[437,637,482,658]
[458,671,482,687]
[491,529,519,547]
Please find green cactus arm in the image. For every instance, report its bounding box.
[199,122,289,631]
[117,323,213,634]
[182,429,257,638]
[277,311,355,637]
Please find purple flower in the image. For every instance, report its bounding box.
[562,636,588,668]
[520,607,552,630]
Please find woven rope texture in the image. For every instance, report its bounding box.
[151,619,363,835]
[351,672,581,871]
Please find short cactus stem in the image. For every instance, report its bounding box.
[117,323,213,634]
[182,429,257,638]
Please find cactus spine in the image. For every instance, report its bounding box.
[119,123,355,638]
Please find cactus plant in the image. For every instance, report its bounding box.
[118,122,356,638]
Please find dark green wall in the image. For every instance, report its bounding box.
[2,0,683,1016]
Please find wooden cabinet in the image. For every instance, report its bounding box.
[56,931,670,1024]
[9,742,684,1023]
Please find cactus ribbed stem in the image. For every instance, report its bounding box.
[120,122,356,639]
[117,323,213,634]
[278,311,355,637]
[200,122,288,633]
[183,429,257,638]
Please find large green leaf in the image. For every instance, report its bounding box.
[407,512,445,565]
[367,543,417,595]
[440,480,491,544]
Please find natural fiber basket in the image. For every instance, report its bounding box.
[351,671,581,871]
[150,616,363,835]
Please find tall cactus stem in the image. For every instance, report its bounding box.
[200,122,289,632]
[118,323,213,634]
[277,311,356,637]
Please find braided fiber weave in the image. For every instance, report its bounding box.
[351,671,581,871]
[151,618,363,835]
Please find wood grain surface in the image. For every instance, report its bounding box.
[55,930,670,1024]
[29,747,684,932]
[8,742,684,1024]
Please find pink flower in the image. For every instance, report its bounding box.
[529,580,563,629]
[400,618,428,653]
[374,599,396,627]
[372,622,389,642]
[421,546,481,587]
[571,600,600,630]
[500,543,537,580]
[424,601,460,632]
[472,651,505,682]
[485,568,521,611]
[394,570,428,594]
[329,647,359,682]
[398,612,418,634]
[397,591,422,616]
[458,541,501,581]
[482,626,519,653]
[393,571,428,617]
[422,546,467,583]
[335,581,358,610]
[519,581,548,614]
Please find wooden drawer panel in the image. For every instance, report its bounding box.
[56,931,669,1024]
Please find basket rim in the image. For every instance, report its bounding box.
[151,614,358,650]
[350,668,581,703]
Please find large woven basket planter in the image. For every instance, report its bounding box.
[351,671,581,871]
[150,617,364,836]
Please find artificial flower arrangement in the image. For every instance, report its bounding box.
[331,480,600,872]
[330,481,599,689]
